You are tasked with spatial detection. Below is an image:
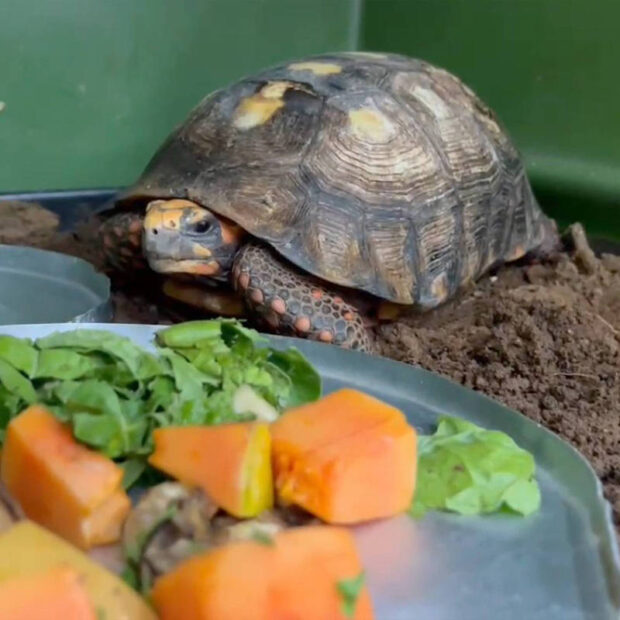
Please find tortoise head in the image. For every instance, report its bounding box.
[142,199,246,280]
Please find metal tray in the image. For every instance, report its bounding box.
[1,322,618,619]
[0,245,112,325]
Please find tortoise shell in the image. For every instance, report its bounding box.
[117,52,551,307]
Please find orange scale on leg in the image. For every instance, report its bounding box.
[250,288,264,304]
[318,330,334,343]
[271,298,286,315]
[294,317,311,333]
[238,273,250,290]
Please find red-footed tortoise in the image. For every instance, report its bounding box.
[101,52,558,352]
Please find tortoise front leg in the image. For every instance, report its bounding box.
[100,211,148,273]
[232,243,374,352]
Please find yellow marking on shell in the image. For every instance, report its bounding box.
[348,108,395,142]
[288,61,342,75]
[260,81,293,99]
[233,93,284,130]
[413,86,452,120]
[430,273,449,303]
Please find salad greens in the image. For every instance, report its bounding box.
[0,320,321,486]
[410,416,541,518]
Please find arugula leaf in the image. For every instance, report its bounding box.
[337,572,366,618]
[0,358,36,404]
[73,412,124,457]
[0,336,37,377]
[160,348,219,393]
[267,348,321,408]
[145,376,176,413]
[410,416,541,518]
[36,330,165,380]
[119,458,148,490]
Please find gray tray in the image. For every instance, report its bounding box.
[0,245,112,324]
[1,323,618,619]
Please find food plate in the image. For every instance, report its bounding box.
[1,322,619,619]
[0,245,112,325]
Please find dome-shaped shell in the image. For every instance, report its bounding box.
[117,52,551,306]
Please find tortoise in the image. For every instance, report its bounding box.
[101,52,558,352]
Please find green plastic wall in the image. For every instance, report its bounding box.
[0,0,360,192]
[361,0,620,239]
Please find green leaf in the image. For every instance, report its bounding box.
[73,412,126,458]
[121,564,139,591]
[267,348,321,408]
[119,458,147,490]
[0,336,37,377]
[158,348,218,401]
[410,416,541,518]
[0,385,24,424]
[0,358,36,404]
[34,349,101,380]
[65,380,123,417]
[145,376,176,413]
[220,320,267,345]
[250,530,275,546]
[156,320,225,348]
[124,505,177,566]
[36,330,165,380]
[336,572,366,619]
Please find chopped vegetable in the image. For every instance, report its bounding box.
[0,566,97,620]
[410,416,541,518]
[151,526,373,620]
[0,321,320,486]
[1,405,130,549]
[232,384,278,422]
[272,389,417,523]
[149,422,273,518]
[0,521,156,620]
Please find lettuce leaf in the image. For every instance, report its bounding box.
[410,416,541,518]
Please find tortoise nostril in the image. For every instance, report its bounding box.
[152,228,159,235]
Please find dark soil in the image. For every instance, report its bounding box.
[1,201,619,528]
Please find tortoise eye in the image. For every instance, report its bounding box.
[193,220,212,234]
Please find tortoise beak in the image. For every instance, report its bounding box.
[142,199,221,276]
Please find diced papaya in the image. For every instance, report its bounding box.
[148,422,273,518]
[0,405,130,549]
[0,567,96,620]
[272,388,417,523]
[151,525,373,620]
[0,521,157,620]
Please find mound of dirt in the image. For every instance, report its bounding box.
[1,201,618,528]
